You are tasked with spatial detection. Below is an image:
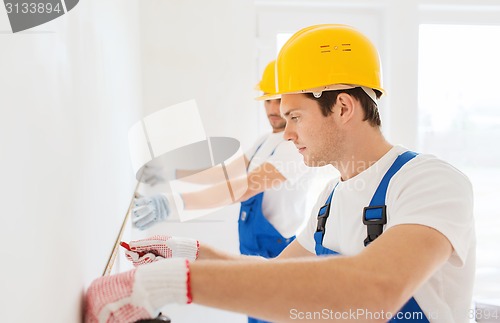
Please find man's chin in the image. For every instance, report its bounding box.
[271,121,286,131]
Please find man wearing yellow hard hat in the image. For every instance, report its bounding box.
[238,60,313,260]
[86,24,475,323]
[125,60,322,259]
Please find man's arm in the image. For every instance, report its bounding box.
[197,239,314,261]
[276,239,316,259]
[182,162,286,210]
[197,243,263,261]
[131,159,289,229]
[176,155,249,184]
[190,224,452,322]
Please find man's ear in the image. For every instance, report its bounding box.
[336,93,355,122]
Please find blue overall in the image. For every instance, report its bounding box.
[239,193,295,258]
[239,140,295,323]
[314,151,430,322]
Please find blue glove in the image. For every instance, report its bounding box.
[142,164,165,186]
[141,164,177,186]
[132,194,170,230]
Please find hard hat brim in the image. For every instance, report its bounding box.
[272,84,384,103]
[255,93,282,101]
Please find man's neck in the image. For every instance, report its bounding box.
[335,132,392,181]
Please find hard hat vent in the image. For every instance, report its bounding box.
[319,43,352,54]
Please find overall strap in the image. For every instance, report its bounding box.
[315,183,338,242]
[363,151,418,246]
[314,183,339,255]
[247,137,281,171]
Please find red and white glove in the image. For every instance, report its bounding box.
[124,235,199,266]
[85,258,192,323]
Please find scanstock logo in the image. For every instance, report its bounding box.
[4,0,78,33]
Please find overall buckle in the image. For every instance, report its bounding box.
[363,205,387,246]
[316,203,331,233]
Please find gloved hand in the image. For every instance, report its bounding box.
[124,235,199,266]
[85,258,192,323]
[132,194,170,230]
[141,164,178,186]
[142,164,165,186]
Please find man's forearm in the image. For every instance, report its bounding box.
[189,256,395,323]
[182,180,238,210]
[177,155,248,184]
[197,243,265,261]
[189,225,452,322]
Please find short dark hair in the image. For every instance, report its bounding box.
[305,87,381,127]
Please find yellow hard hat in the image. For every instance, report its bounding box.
[272,24,385,101]
[255,60,280,101]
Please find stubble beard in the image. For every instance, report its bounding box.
[306,129,345,168]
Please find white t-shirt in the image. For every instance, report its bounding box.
[297,145,475,323]
[246,132,336,238]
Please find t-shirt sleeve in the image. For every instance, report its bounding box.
[386,157,475,267]
[266,140,308,184]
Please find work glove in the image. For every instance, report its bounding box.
[85,258,192,323]
[142,164,165,186]
[132,194,170,230]
[124,235,199,266]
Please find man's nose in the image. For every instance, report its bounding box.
[283,122,296,142]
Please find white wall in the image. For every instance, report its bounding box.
[0,0,142,322]
[0,1,256,322]
[140,0,258,150]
